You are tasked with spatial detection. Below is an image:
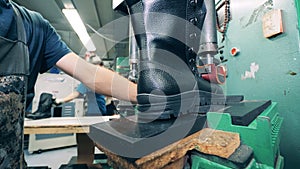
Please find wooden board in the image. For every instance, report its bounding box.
[24,115,120,134]
[96,128,240,169]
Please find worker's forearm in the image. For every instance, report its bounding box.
[56,53,137,103]
[93,67,137,103]
[62,91,80,103]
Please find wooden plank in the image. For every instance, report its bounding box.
[96,128,240,169]
[24,115,120,134]
[24,126,89,134]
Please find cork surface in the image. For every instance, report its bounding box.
[96,128,240,169]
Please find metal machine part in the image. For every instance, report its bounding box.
[201,64,226,84]
[199,0,219,67]
[198,0,227,84]
[128,21,139,82]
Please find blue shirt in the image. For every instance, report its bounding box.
[76,83,107,116]
[0,0,72,108]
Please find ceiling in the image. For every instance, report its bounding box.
[13,0,129,60]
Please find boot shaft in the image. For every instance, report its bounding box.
[122,0,225,119]
[127,0,206,62]
[125,0,222,96]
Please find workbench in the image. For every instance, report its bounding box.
[24,116,120,167]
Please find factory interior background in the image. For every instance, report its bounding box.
[12,0,300,168]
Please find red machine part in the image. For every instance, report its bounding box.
[230,47,240,56]
[200,64,226,84]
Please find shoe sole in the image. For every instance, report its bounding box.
[137,91,243,120]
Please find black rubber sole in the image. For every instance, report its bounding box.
[136,90,234,120]
[117,91,244,120]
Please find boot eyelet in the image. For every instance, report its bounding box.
[189,17,198,25]
[189,0,197,7]
[191,67,196,72]
[189,33,197,39]
[189,58,195,63]
[188,47,194,53]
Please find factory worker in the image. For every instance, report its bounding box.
[0,0,137,168]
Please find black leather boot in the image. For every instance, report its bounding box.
[26,93,54,120]
[125,0,225,120]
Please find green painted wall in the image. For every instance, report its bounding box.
[296,0,300,30]
[218,0,300,168]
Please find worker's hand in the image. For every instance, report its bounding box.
[53,98,64,106]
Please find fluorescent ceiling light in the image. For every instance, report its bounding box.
[62,8,96,51]
[112,0,124,9]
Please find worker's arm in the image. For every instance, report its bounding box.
[55,91,81,104]
[55,52,137,103]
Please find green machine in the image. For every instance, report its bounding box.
[189,101,284,169]
[209,0,300,168]
[115,56,130,77]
